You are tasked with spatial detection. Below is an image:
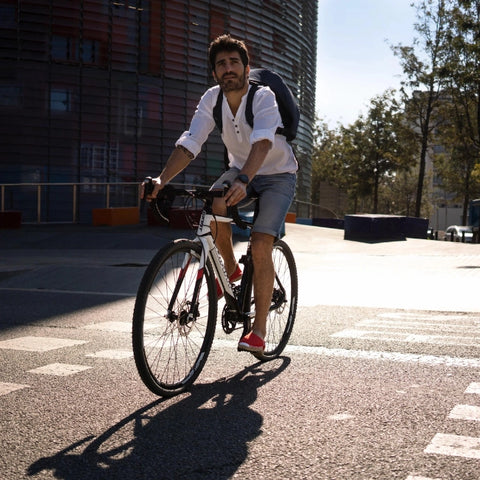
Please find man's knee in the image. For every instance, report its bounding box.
[251,233,274,260]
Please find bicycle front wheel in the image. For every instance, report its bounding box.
[255,239,298,361]
[132,240,217,397]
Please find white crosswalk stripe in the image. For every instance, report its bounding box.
[0,381,30,396]
[0,336,87,352]
[328,311,480,480]
[419,379,480,478]
[448,404,480,421]
[465,382,480,394]
[27,363,92,376]
[331,311,480,348]
[0,323,135,389]
[406,476,443,480]
[425,433,480,459]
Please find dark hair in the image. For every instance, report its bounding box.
[208,34,249,71]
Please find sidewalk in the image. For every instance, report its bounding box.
[1,222,479,312]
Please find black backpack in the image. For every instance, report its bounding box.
[212,68,300,142]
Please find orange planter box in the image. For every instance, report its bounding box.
[0,211,22,229]
[285,212,296,223]
[92,207,139,226]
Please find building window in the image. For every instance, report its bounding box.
[124,104,143,136]
[50,89,72,111]
[51,35,99,64]
[0,5,16,28]
[51,35,76,61]
[0,85,21,107]
[81,143,119,176]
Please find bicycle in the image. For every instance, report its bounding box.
[132,181,298,397]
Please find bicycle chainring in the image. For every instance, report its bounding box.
[221,304,241,334]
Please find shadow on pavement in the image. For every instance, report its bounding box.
[27,357,290,479]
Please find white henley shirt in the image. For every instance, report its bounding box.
[175,84,298,176]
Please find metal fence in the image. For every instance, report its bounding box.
[0,182,339,225]
[0,182,140,224]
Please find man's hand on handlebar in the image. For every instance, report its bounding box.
[224,179,247,207]
[141,176,163,202]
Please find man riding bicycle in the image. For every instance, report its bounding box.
[142,34,297,354]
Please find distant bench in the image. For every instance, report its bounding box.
[92,207,139,226]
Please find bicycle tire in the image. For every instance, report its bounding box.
[132,239,217,397]
[254,239,298,361]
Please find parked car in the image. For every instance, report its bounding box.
[443,225,474,242]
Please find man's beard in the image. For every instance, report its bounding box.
[219,71,248,92]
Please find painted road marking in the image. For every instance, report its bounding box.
[85,349,133,360]
[327,413,355,421]
[465,382,480,394]
[212,339,480,368]
[0,286,132,297]
[84,321,133,333]
[406,476,443,480]
[0,382,30,396]
[424,433,480,459]
[84,321,157,333]
[331,311,480,348]
[358,319,479,332]
[28,363,92,376]
[379,312,479,322]
[0,336,87,352]
[284,344,480,367]
[448,404,480,421]
[331,328,480,348]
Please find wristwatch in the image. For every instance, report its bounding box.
[236,174,249,185]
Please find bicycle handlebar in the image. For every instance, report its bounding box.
[143,178,250,230]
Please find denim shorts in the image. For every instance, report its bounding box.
[211,168,297,238]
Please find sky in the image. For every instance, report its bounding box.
[316,0,418,128]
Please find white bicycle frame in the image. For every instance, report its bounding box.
[195,209,236,299]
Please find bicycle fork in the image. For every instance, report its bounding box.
[165,247,203,324]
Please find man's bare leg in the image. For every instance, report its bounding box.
[211,197,238,277]
[250,232,275,339]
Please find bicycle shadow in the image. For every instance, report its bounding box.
[28,357,290,480]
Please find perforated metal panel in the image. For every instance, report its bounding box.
[0,0,316,220]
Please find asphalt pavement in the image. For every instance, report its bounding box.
[1,221,479,313]
[2,221,480,480]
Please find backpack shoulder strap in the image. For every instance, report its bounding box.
[245,83,259,129]
[213,88,223,132]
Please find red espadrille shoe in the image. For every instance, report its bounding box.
[238,331,265,353]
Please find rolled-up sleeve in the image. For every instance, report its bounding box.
[175,88,217,158]
[249,87,282,145]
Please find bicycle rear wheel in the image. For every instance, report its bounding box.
[132,240,217,397]
[254,239,298,361]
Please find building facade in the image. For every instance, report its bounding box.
[0,0,317,222]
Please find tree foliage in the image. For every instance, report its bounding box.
[392,0,450,217]
[436,0,480,222]
[312,91,417,214]
[313,0,480,223]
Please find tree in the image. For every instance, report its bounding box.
[433,0,480,223]
[311,91,417,214]
[435,99,480,222]
[392,0,450,218]
[344,91,417,213]
[310,120,343,204]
